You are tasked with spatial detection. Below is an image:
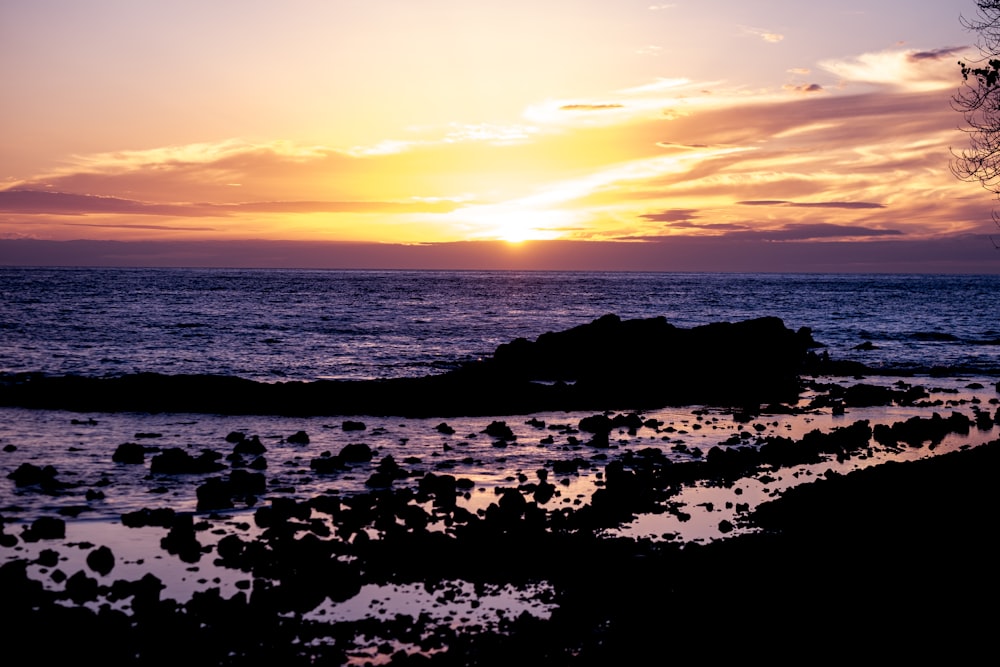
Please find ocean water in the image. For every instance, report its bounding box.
[2,267,999,381]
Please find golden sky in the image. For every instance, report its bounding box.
[1,1,997,270]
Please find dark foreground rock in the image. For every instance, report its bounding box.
[0,315,817,416]
[3,439,997,664]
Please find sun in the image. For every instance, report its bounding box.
[477,208,570,243]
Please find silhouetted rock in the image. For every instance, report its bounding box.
[0,315,817,416]
[86,545,115,576]
[121,507,176,528]
[21,516,65,541]
[112,442,146,464]
[339,443,373,463]
[232,435,266,455]
[150,448,225,474]
[286,430,310,444]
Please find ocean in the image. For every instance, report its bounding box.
[3,267,1000,381]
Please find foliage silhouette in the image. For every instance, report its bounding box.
[953,1,1000,245]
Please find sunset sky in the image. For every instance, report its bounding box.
[2,0,999,271]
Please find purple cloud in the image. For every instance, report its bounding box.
[0,189,460,217]
[737,200,886,209]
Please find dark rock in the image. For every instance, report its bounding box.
[160,514,203,563]
[37,548,60,567]
[0,316,815,416]
[150,448,225,474]
[579,414,613,434]
[225,431,246,443]
[21,516,66,541]
[64,570,99,604]
[342,420,367,431]
[8,462,62,488]
[310,454,344,474]
[483,421,515,440]
[853,341,878,351]
[86,545,115,576]
[435,422,456,435]
[233,435,266,455]
[112,442,146,464]
[339,443,373,463]
[286,430,310,444]
[196,478,235,511]
[121,507,176,528]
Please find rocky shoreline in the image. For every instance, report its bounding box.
[0,315,820,416]
[1,315,998,664]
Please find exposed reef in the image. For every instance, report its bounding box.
[0,314,819,416]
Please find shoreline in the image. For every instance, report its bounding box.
[3,369,998,663]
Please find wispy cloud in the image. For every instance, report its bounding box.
[783,83,824,94]
[741,26,784,43]
[737,200,885,209]
[820,47,971,91]
[0,189,461,218]
[559,104,626,111]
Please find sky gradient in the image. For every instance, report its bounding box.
[2,0,999,271]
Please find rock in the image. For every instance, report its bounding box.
[853,341,878,351]
[150,448,225,474]
[86,545,115,576]
[342,421,366,431]
[233,435,266,455]
[21,516,66,541]
[160,514,203,563]
[310,454,343,473]
[483,421,515,440]
[0,315,817,416]
[121,507,176,528]
[287,430,310,444]
[436,422,456,435]
[64,570,99,604]
[196,478,236,511]
[112,442,146,464]
[8,462,62,488]
[339,443,373,463]
[579,414,613,434]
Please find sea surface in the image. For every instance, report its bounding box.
[2,267,1000,380]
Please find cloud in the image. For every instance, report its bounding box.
[639,209,701,223]
[737,200,886,209]
[0,189,461,218]
[908,47,967,61]
[820,47,969,91]
[720,223,903,241]
[648,4,677,10]
[559,104,626,111]
[783,83,824,94]
[741,26,784,43]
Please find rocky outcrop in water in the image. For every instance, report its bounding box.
[0,315,817,416]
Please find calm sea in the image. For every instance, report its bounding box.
[2,267,999,380]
